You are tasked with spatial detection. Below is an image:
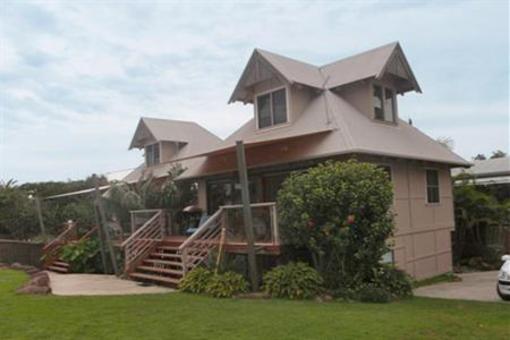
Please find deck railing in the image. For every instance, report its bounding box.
[178,202,278,273]
[121,209,165,272]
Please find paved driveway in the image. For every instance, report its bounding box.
[48,272,175,296]
[415,271,504,303]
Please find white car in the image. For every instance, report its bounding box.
[497,255,510,301]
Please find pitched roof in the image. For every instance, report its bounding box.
[171,90,468,178]
[229,42,420,103]
[452,157,510,178]
[129,117,221,151]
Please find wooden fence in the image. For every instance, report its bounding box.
[0,239,44,267]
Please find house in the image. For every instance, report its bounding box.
[452,156,510,191]
[120,42,469,284]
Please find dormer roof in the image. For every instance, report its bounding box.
[229,42,421,103]
[129,117,221,151]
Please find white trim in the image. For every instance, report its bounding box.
[424,167,441,204]
[371,80,398,124]
[254,86,290,130]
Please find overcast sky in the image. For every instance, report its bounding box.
[1,0,508,183]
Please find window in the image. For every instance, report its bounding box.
[373,85,396,122]
[378,165,392,181]
[256,88,287,129]
[426,169,440,203]
[384,88,395,122]
[381,250,394,264]
[145,143,160,166]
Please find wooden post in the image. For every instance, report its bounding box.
[235,140,259,291]
[34,196,47,241]
[93,175,119,275]
[93,197,109,274]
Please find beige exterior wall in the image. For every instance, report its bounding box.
[376,159,454,279]
[335,78,400,122]
[195,150,455,280]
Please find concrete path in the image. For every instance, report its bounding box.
[415,271,504,303]
[48,272,175,296]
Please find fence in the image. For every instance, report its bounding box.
[0,239,44,267]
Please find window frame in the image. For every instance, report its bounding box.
[254,86,289,130]
[372,83,397,123]
[145,142,160,167]
[425,168,440,204]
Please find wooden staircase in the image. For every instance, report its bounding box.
[129,240,186,286]
[125,209,224,287]
[43,224,98,274]
[47,260,71,273]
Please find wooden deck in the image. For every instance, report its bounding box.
[162,236,281,255]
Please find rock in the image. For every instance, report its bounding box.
[10,262,23,269]
[17,285,51,295]
[0,262,8,269]
[30,273,50,287]
[26,268,40,275]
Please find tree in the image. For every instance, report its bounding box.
[473,154,487,160]
[277,160,394,289]
[452,174,510,262]
[490,150,507,159]
[436,136,454,150]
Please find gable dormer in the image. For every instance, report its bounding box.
[323,42,420,123]
[129,117,222,167]
[229,49,322,131]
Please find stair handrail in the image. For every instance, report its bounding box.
[178,207,225,274]
[122,209,164,273]
[178,207,224,251]
[43,222,78,251]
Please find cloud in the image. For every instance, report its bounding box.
[0,0,508,182]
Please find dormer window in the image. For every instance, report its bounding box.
[373,85,396,123]
[256,88,288,129]
[145,143,160,166]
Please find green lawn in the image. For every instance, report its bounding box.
[0,270,508,340]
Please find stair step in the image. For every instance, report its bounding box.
[53,261,69,267]
[157,246,179,252]
[129,272,180,285]
[48,265,69,273]
[143,259,184,267]
[150,252,181,259]
[136,265,184,276]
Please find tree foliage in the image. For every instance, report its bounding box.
[453,174,510,262]
[276,160,394,290]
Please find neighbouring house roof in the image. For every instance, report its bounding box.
[452,157,510,185]
[229,42,420,103]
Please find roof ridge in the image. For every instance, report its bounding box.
[319,41,399,70]
[255,48,320,69]
[141,116,200,126]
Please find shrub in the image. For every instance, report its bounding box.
[178,267,213,294]
[60,238,100,273]
[357,284,392,303]
[205,271,248,298]
[374,265,413,299]
[263,262,323,299]
[277,160,394,290]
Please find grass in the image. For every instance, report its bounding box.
[1,270,508,340]
[413,272,462,288]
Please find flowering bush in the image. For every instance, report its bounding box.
[277,160,395,291]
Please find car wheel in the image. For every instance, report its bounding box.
[497,285,510,301]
